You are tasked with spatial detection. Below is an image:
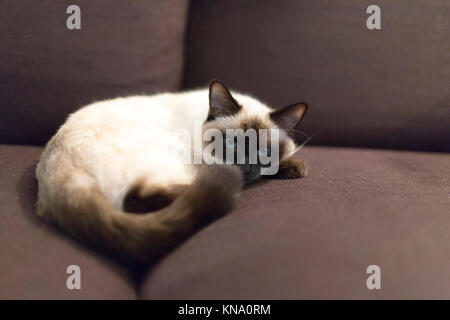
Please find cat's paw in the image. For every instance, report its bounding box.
[271,156,307,179]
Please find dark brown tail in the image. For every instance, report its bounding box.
[52,164,243,263]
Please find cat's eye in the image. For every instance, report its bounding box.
[258,147,271,157]
[225,136,236,149]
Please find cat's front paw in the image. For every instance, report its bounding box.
[271,156,307,179]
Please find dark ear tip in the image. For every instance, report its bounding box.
[209,79,224,90]
[296,102,309,114]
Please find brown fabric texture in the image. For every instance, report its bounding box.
[0,0,189,145]
[2,144,449,299]
[140,146,450,299]
[0,145,136,299]
[184,0,450,152]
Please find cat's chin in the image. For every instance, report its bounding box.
[236,163,261,183]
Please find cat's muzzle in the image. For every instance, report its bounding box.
[238,163,261,183]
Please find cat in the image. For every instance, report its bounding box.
[35,80,308,263]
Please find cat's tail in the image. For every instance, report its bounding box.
[44,164,243,263]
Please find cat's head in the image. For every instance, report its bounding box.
[202,80,308,182]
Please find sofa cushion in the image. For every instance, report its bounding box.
[140,146,450,299]
[0,0,189,145]
[0,145,136,299]
[184,0,450,152]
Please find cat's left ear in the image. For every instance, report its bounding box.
[269,103,308,129]
[207,80,241,121]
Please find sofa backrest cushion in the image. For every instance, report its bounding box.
[0,0,188,145]
[184,0,450,152]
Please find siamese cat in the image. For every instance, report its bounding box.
[36,81,308,263]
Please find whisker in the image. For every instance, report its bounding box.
[291,131,319,155]
[282,128,312,139]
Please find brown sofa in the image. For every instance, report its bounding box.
[1,0,449,299]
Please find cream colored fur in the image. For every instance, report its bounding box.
[36,89,284,217]
[35,88,298,262]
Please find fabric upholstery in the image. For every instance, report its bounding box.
[2,145,449,299]
[0,145,136,299]
[0,0,189,145]
[184,0,450,152]
[140,146,450,299]
[1,1,449,299]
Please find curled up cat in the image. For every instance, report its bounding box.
[36,80,308,263]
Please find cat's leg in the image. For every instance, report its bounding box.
[123,164,196,214]
[266,156,307,179]
[123,180,188,213]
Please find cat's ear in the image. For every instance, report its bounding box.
[269,103,308,130]
[208,80,241,120]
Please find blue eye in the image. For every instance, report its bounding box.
[258,147,270,157]
[225,136,235,149]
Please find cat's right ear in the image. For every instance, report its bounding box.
[269,103,308,130]
[207,80,241,121]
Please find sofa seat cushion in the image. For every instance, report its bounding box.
[0,145,136,299]
[140,146,450,299]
